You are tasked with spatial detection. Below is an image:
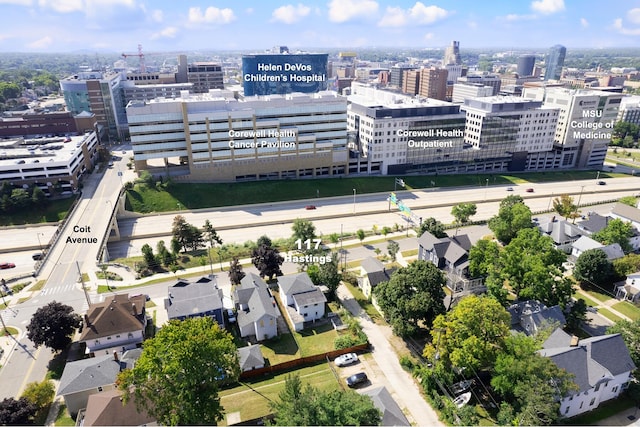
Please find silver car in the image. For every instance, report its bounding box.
[334,352,358,367]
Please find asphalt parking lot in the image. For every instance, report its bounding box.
[334,353,388,392]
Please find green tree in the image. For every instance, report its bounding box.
[118,317,240,426]
[387,240,400,262]
[0,397,37,425]
[416,217,447,238]
[317,252,341,297]
[203,219,223,247]
[553,194,578,220]
[614,253,640,277]
[607,319,640,367]
[488,196,533,244]
[141,243,157,270]
[451,202,477,225]
[566,299,589,332]
[171,215,191,252]
[619,196,638,208]
[574,248,614,287]
[592,218,634,253]
[468,238,501,278]
[374,260,446,337]
[291,218,316,244]
[381,226,391,239]
[356,229,366,243]
[31,186,46,206]
[228,257,245,285]
[26,301,82,352]
[423,295,511,371]
[21,380,55,420]
[270,374,381,426]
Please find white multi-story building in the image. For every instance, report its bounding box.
[452,83,494,104]
[617,95,640,126]
[126,90,348,181]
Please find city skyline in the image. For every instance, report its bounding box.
[0,0,638,53]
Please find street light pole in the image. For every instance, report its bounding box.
[484,178,489,200]
[573,186,585,224]
[352,189,356,214]
[36,232,44,253]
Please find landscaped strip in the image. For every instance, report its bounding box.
[611,301,640,321]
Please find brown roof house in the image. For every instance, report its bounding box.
[79,294,147,356]
[77,388,156,426]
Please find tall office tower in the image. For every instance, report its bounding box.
[418,68,448,100]
[445,64,464,83]
[443,41,462,65]
[517,55,536,77]
[187,62,224,93]
[523,87,623,168]
[60,71,127,142]
[402,69,420,95]
[544,45,566,81]
[617,96,640,126]
[126,90,347,181]
[176,54,188,83]
[390,65,417,89]
[242,53,328,96]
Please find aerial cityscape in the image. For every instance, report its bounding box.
[2,0,640,426]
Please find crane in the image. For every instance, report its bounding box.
[122,44,146,73]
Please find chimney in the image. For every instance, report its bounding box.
[570,335,579,347]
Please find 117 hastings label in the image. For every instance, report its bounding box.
[66,225,98,244]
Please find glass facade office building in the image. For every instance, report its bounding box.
[242,53,328,96]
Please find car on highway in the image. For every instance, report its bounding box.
[506,187,514,191]
[334,352,359,367]
[346,372,368,388]
[305,205,316,210]
[32,253,44,261]
[598,181,606,185]
[0,262,16,269]
[526,188,534,193]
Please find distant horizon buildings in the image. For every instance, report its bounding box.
[443,41,462,66]
[544,44,566,81]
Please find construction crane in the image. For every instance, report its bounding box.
[122,44,146,73]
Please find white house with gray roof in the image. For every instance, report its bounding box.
[233,272,279,341]
[540,333,635,418]
[571,236,625,261]
[164,276,224,328]
[610,202,640,251]
[278,273,327,331]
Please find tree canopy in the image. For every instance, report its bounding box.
[228,257,246,285]
[488,195,533,244]
[251,237,284,280]
[270,374,381,426]
[592,218,634,253]
[26,301,81,352]
[423,295,511,371]
[374,260,446,337]
[451,203,477,225]
[171,215,204,252]
[0,397,37,425]
[553,194,578,220]
[416,217,447,238]
[573,248,614,287]
[608,319,640,367]
[291,218,317,244]
[118,317,240,426]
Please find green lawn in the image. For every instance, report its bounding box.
[296,322,339,356]
[343,281,383,322]
[0,196,76,226]
[54,404,75,426]
[611,301,640,321]
[259,333,300,365]
[583,290,612,304]
[576,295,600,308]
[125,170,620,213]
[220,363,339,423]
[597,307,624,323]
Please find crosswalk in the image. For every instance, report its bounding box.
[0,307,18,324]
[38,284,78,297]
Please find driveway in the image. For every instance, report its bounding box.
[336,283,442,426]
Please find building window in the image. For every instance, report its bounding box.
[564,406,570,414]
[595,383,601,392]
[579,402,583,409]
[589,398,596,406]
[612,386,619,393]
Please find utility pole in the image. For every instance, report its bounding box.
[77,261,91,307]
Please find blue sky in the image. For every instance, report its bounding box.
[1,0,639,52]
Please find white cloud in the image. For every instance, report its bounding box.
[424,32,434,40]
[378,2,449,27]
[151,9,163,23]
[580,17,588,28]
[628,8,640,25]
[151,26,177,40]
[271,3,311,24]
[38,0,82,13]
[327,0,378,23]
[0,0,32,5]
[613,17,640,36]
[531,0,565,15]
[502,13,537,22]
[27,35,53,49]
[188,6,236,25]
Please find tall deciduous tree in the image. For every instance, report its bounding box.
[592,218,634,253]
[468,238,501,278]
[387,240,400,262]
[252,238,284,280]
[374,260,446,337]
[26,301,81,352]
[228,257,245,285]
[270,374,381,426]
[488,195,533,244]
[451,203,477,225]
[291,218,316,244]
[416,217,447,238]
[118,317,240,426]
[423,295,511,371]
[574,248,614,287]
[317,252,341,297]
[553,194,578,220]
[0,397,37,425]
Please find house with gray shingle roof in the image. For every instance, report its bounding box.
[57,353,135,416]
[507,300,566,336]
[278,273,327,331]
[359,257,396,299]
[233,272,279,341]
[238,345,265,372]
[417,231,484,294]
[540,333,635,418]
[361,386,410,426]
[571,236,625,261]
[164,276,224,328]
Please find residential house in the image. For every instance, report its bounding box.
[77,389,155,426]
[540,333,636,418]
[537,219,584,253]
[507,300,566,336]
[238,345,265,372]
[57,353,133,416]
[575,212,611,235]
[358,257,395,299]
[417,231,484,294]
[616,273,640,303]
[278,272,327,331]
[233,272,279,341]
[361,386,410,426]
[164,276,224,328]
[79,294,147,355]
[609,202,640,251]
[570,236,625,261]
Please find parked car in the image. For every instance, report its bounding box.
[334,352,359,367]
[526,188,534,193]
[32,253,44,261]
[506,187,514,191]
[305,205,316,210]
[0,262,16,269]
[597,181,606,185]
[226,308,236,323]
[346,372,368,388]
